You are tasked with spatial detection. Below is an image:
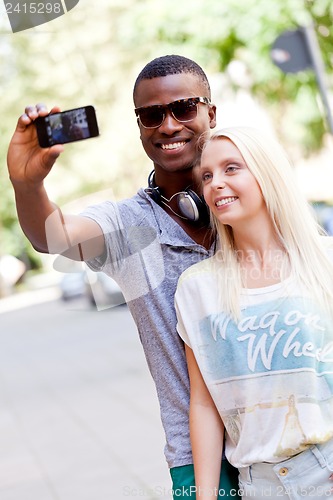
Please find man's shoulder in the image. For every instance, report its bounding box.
[85,189,151,221]
[116,188,163,225]
[80,189,155,236]
[116,189,147,207]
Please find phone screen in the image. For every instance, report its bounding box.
[36,105,99,147]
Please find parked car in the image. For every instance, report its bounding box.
[59,270,125,309]
[86,271,125,309]
[59,272,86,301]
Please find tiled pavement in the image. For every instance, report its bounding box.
[0,294,172,500]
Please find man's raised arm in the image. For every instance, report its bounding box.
[7,104,105,261]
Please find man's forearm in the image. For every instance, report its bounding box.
[13,181,60,253]
[12,181,105,261]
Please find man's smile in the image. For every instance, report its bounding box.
[160,141,187,151]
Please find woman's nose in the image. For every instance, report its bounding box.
[211,175,226,189]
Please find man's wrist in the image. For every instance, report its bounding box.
[11,178,45,195]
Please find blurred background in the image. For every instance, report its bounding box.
[0,1,332,499]
[0,0,332,296]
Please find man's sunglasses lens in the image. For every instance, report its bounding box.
[139,108,164,128]
[138,98,201,128]
[172,99,198,122]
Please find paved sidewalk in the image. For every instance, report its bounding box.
[0,296,172,500]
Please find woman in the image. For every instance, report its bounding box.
[175,127,333,499]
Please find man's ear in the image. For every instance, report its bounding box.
[209,104,217,129]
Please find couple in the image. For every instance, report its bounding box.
[7,54,333,499]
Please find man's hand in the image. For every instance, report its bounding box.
[7,103,64,188]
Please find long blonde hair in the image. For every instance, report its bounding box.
[203,126,333,321]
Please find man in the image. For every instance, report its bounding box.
[7,55,240,499]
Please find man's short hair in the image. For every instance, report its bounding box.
[133,54,211,100]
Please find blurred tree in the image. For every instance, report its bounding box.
[0,0,332,269]
[118,0,332,154]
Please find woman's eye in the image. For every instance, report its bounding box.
[226,165,238,173]
[202,172,212,181]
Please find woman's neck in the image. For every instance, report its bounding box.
[232,228,289,288]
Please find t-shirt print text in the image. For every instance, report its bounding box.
[200,297,333,377]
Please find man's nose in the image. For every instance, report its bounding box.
[158,110,182,133]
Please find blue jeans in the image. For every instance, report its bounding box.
[238,439,333,498]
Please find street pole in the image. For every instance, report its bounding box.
[271,25,333,136]
[303,25,333,135]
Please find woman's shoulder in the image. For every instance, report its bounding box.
[178,255,216,287]
[319,235,333,265]
[321,235,333,251]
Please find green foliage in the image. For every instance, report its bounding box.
[122,0,331,153]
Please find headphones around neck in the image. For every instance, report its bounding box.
[145,171,209,223]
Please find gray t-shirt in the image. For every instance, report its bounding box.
[81,188,214,468]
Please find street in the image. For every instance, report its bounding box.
[0,296,171,500]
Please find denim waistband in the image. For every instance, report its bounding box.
[239,438,333,484]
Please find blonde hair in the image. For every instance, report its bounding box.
[203,126,333,321]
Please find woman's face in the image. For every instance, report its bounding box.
[200,138,268,231]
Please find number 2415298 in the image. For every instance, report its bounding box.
[5,3,62,14]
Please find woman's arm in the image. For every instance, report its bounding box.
[185,344,225,500]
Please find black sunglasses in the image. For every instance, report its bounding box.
[134,96,211,129]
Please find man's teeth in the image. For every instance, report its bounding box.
[216,197,238,207]
[161,142,186,150]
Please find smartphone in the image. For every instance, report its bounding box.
[35,105,99,148]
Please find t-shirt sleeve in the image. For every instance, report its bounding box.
[80,201,126,274]
[175,281,193,349]
[323,235,333,261]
